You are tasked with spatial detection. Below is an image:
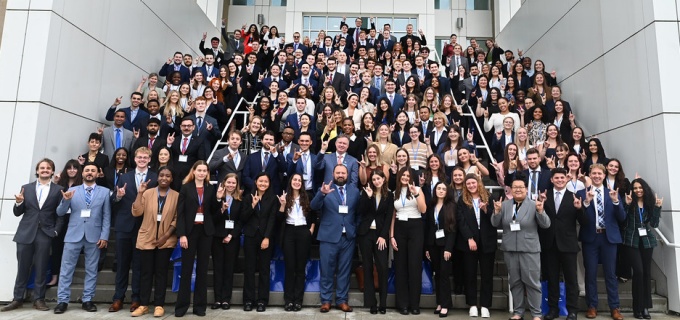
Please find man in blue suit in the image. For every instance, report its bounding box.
[577,163,626,320]
[242,131,287,195]
[158,52,191,83]
[505,148,552,200]
[105,92,149,131]
[54,163,111,314]
[287,132,319,198]
[108,147,157,313]
[292,64,319,100]
[286,97,316,133]
[198,52,220,80]
[311,164,360,313]
[315,135,359,187]
[378,79,405,116]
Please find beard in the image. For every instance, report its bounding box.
[333,177,346,186]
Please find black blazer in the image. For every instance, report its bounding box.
[176,181,219,237]
[357,192,394,239]
[538,188,587,253]
[504,168,552,194]
[424,201,456,252]
[213,198,244,238]
[80,152,109,171]
[455,198,497,253]
[240,191,277,239]
[13,182,65,244]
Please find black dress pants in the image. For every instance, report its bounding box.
[138,248,173,306]
[394,219,424,310]
[211,235,240,303]
[358,229,389,308]
[243,233,273,305]
[282,225,312,305]
[429,245,453,308]
[175,225,211,315]
[463,245,495,308]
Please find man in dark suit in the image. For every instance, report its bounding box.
[198,52,220,80]
[577,164,626,320]
[105,92,149,132]
[136,99,173,139]
[377,30,395,54]
[221,20,244,62]
[291,64,319,100]
[286,97,315,133]
[448,44,470,75]
[209,131,247,184]
[415,106,435,141]
[109,147,158,313]
[505,148,552,200]
[539,168,587,320]
[287,132,319,198]
[167,117,211,190]
[131,117,166,165]
[158,52,191,83]
[259,64,289,96]
[288,32,308,55]
[321,58,348,97]
[490,130,515,163]
[340,16,375,45]
[242,131,287,195]
[189,97,221,147]
[399,24,427,49]
[315,135,359,187]
[199,33,224,66]
[460,65,481,101]
[353,70,381,103]
[311,165,360,313]
[424,62,451,95]
[1,159,64,312]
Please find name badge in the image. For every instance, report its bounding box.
[157,213,162,222]
[370,219,377,229]
[638,228,647,237]
[178,155,188,162]
[411,165,420,171]
[399,214,408,221]
[250,148,259,155]
[435,229,445,239]
[80,209,91,218]
[339,205,348,214]
[342,226,346,233]
[530,194,537,201]
[225,220,235,229]
[195,214,204,222]
[446,160,455,166]
[510,221,521,231]
[303,174,310,181]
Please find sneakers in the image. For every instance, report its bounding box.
[470,306,479,317]
[153,306,165,317]
[131,305,149,317]
[481,307,490,318]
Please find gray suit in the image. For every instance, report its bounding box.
[491,199,551,317]
[56,184,111,304]
[11,182,64,301]
[208,147,247,184]
[101,126,135,160]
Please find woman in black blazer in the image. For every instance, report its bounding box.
[425,182,457,318]
[456,174,497,318]
[211,173,244,310]
[420,154,449,204]
[80,133,109,184]
[278,173,316,312]
[175,161,219,317]
[357,170,394,314]
[241,172,278,312]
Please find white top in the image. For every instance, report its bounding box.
[394,187,421,220]
[566,179,585,193]
[286,197,307,226]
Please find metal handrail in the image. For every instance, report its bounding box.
[654,228,680,248]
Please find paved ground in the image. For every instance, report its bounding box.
[0,306,677,320]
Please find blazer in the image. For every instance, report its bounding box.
[131,187,178,250]
[242,150,287,194]
[221,27,245,61]
[505,168,552,196]
[131,135,168,165]
[198,40,224,65]
[311,183,360,243]
[79,152,109,173]
[357,192,394,239]
[169,134,210,174]
[321,71,348,97]
[286,151,320,192]
[538,188,587,253]
[189,114,221,142]
[490,132,516,163]
[213,198,244,238]
[158,63,191,83]
[491,198,551,253]
[622,203,660,249]
[577,186,626,244]
[378,93,405,115]
[315,152,359,186]
[240,192,277,238]
[455,198,497,253]
[13,182,65,244]
[209,147,247,184]
[424,201,456,252]
[112,170,158,233]
[101,126,136,160]
[57,184,112,243]
[286,113,316,134]
[198,65,220,79]
[176,181,219,237]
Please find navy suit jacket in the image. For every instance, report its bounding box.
[189,114,221,143]
[577,187,626,244]
[504,168,552,196]
[105,107,149,131]
[285,113,316,133]
[378,93,405,116]
[259,77,288,96]
[491,132,516,162]
[242,150,287,194]
[112,170,158,233]
[286,152,320,192]
[311,184,360,243]
[199,65,219,79]
[158,63,191,84]
[315,152,359,186]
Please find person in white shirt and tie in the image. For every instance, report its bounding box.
[209,131,247,183]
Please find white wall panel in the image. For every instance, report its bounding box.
[654,22,680,113]
[0,102,17,200]
[0,10,27,101]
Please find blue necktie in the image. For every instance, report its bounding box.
[85,186,93,207]
[115,128,122,149]
[596,189,605,228]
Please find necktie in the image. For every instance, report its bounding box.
[137,172,145,188]
[115,129,122,149]
[338,186,345,205]
[531,170,538,196]
[337,154,343,165]
[148,137,154,149]
[233,151,240,168]
[197,116,203,130]
[207,66,212,76]
[181,137,188,154]
[389,94,394,105]
[384,40,388,48]
[263,152,270,170]
[596,189,605,228]
[297,113,302,125]
[375,77,381,88]
[302,153,308,174]
[555,191,561,213]
[294,43,298,50]
[236,40,239,49]
[456,56,460,69]
[327,48,331,55]
[422,122,427,134]
[355,29,359,44]
[472,76,477,87]
[85,186,93,207]
[174,64,180,71]
[329,73,334,83]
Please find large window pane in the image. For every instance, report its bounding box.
[311,16,326,30]
[271,0,287,6]
[328,16,343,31]
[303,16,310,30]
[232,0,254,5]
[467,0,490,10]
[392,18,410,33]
[435,0,450,10]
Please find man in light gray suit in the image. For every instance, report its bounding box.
[101,109,136,160]
[1,159,64,312]
[209,131,247,183]
[491,175,551,320]
[53,162,111,314]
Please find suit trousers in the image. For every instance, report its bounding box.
[13,230,52,301]
[57,237,100,303]
[542,248,578,313]
[394,219,424,310]
[283,225,312,304]
[211,235,240,303]
[243,233,273,305]
[113,232,141,302]
[138,248,173,306]
[428,245,453,309]
[358,230,389,308]
[452,249,465,289]
[582,233,619,309]
[463,248,495,308]
[175,225,212,315]
[620,242,653,313]
[319,234,355,304]
[505,251,542,317]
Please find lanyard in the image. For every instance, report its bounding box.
[294,199,302,218]
[157,188,166,215]
[401,193,407,208]
[226,196,233,219]
[434,204,441,229]
[197,188,204,207]
[472,198,480,216]
[512,202,520,220]
[411,142,420,163]
[571,178,578,191]
[638,207,645,224]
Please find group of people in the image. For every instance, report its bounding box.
[0,15,664,320]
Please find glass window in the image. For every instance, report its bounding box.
[303,16,310,30]
[467,0,490,10]
[303,16,417,44]
[271,0,287,5]
[435,0,451,10]
[232,0,254,5]
[311,16,326,30]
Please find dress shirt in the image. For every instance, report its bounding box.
[285,197,307,226]
[135,168,148,188]
[36,180,51,209]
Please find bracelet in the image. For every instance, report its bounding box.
[390,236,394,239]
[413,193,420,197]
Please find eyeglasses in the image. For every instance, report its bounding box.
[511,186,526,190]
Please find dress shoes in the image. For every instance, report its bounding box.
[545,310,560,320]
[243,302,253,311]
[130,301,141,312]
[0,300,22,312]
[256,303,266,312]
[439,308,449,318]
[634,312,643,319]
[379,306,386,314]
[320,303,331,313]
[285,302,294,311]
[131,305,149,317]
[611,308,624,320]
[411,308,421,315]
[370,306,378,314]
[399,308,409,315]
[82,301,97,312]
[211,302,221,309]
[642,309,651,319]
[221,302,230,310]
[53,302,68,314]
[193,309,206,317]
[586,307,598,319]
[153,306,165,317]
[33,300,49,311]
[294,303,302,311]
[109,299,123,312]
[337,303,353,312]
[566,313,578,320]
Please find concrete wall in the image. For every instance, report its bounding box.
[496,0,680,312]
[0,0,217,300]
